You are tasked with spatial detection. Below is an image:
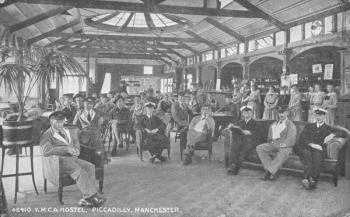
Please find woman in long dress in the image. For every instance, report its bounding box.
[246,84,262,119]
[232,87,242,108]
[308,84,325,123]
[288,85,303,121]
[323,84,337,125]
[263,86,279,120]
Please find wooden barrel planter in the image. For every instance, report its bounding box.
[2,120,33,147]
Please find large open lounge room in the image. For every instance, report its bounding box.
[1,0,350,217]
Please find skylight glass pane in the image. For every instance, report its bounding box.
[133,13,147,27]
[157,14,177,26]
[104,12,130,26]
[150,14,166,27]
[92,13,109,21]
[127,14,136,27]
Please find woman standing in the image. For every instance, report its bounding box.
[263,86,279,120]
[288,85,303,121]
[246,84,262,119]
[232,87,242,108]
[308,83,325,123]
[323,84,337,125]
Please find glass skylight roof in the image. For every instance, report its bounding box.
[85,11,192,34]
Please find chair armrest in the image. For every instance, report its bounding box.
[326,137,348,160]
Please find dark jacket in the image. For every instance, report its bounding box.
[232,118,263,143]
[110,106,131,125]
[298,123,346,149]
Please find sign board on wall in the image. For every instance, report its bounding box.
[324,64,333,80]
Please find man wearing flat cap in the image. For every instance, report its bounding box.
[256,106,297,181]
[139,102,169,163]
[110,95,131,156]
[73,97,105,153]
[40,111,106,207]
[226,105,262,175]
[183,106,215,165]
[294,107,347,190]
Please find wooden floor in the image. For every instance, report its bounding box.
[2,133,350,217]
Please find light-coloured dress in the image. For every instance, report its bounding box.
[288,92,302,121]
[247,90,262,119]
[323,92,337,125]
[232,92,242,108]
[263,92,279,120]
[308,91,325,123]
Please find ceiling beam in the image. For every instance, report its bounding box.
[52,32,205,43]
[16,0,261,18]
[118,12,134,30]
[178,42,200,55]
[234,0,286,30]
[26,19,81,45]
[159,57,171,66]
[9,6,73,33]
[204,17,245,42]
[185,30,219,49]
[44,28,82,47]
[0,0,18,9]
[60,46,175,55]
[144,13,156,30]
[56,40,187,50]
[95,53,166,60]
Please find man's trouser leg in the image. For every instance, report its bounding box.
[179,127,188,152]
[256,142,292,174]
[63,158,97,199]
[111,123,121,150]
[311,149,324,181]
[236,137,257,168]
[294,145,313,178]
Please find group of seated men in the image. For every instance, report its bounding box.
[39,90,347,207]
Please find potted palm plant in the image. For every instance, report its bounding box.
[35,48,86,109]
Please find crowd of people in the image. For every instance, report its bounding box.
[35,80,345,207]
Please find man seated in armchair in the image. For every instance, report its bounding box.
[40,111,106,207]
[294,107,347,190]
[256,106,297,181]
[182,106,215,166]
[226,105,262,175]
[110,95,131,156]
[139,102,169,163]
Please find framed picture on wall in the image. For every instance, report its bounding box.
[312,64,322,73]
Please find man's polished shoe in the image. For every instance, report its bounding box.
[182,156,192,166]
[227,166,240,175]
[157,155,166,162]
[78,198,94,207]
[308,177,317,190]
[260,171,271,181]
[302,178,311,190]
[118,143,123,148]
[89,196,107,207]
[111,148,117,157]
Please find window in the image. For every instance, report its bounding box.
[290,25,302,42]
[256,34,273,49]
[275,31,285,45]
[248,40,256,52]
[100,73,111,94]
[226,45,238,56]
[160,78,173,93]
[324,16,334,34]
[221,48,226,58]
[239,43,245,54]
[143,66,153,75]
[187,74,193,90]
[203,50,213,61]
[304,22,313,39]
[62,76,86,95]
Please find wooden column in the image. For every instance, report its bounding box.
[86,52,90,97]
[241,56,250,80]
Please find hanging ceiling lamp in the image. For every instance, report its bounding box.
[84,11,193,34]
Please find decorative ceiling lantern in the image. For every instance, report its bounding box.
[84,11,192,34]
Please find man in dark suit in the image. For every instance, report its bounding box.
[40,111,106,207]
[227,106,262,175]
[139,102,170,163]
[294,108,346,190]
[171,92,191,149]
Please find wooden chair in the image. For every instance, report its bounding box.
[180,129,213,160]
[41,127,104,205]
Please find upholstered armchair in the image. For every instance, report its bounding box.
[180,129,213,160]
[135,129,170,161]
